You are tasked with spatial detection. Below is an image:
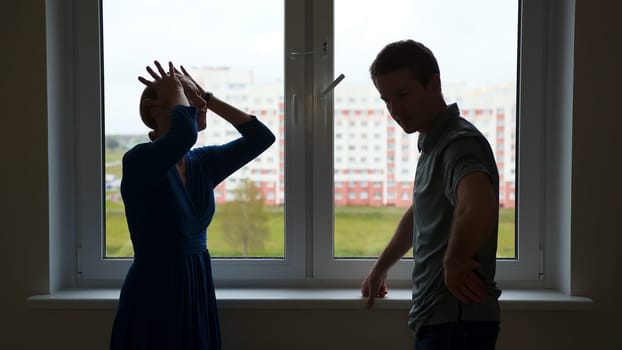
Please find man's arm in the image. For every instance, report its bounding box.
[443,171,497,303]
[361,204,414,309]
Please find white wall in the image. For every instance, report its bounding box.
[1,0,621,349]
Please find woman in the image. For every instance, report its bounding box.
[110,61,275,349]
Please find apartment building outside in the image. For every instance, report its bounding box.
[191,66,516,209]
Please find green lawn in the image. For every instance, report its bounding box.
[105,202,516,259]
[104,143,516,259]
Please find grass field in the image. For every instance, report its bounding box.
[105,202,516,259]
[104,144,516,259]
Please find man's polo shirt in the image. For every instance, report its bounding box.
[407,103,502,335]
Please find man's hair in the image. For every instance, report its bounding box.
[139,86,158,130]
[369,39,440,87]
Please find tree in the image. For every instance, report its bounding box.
[105,135,120,151]
[217,179,270,257]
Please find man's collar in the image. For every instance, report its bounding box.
[417,103,460,152]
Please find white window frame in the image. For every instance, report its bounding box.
[311,0,543,287]
[77,0,307,283]
[71,0,547,288]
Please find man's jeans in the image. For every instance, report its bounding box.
[415,321,500,350]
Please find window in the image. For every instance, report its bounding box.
[80,0,303,280]
[75,0,544,286]
[320,0,541,281]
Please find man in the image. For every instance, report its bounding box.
[360,40,501,349]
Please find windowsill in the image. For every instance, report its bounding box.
[26,288,593,311]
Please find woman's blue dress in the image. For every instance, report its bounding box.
[110,106,275,350]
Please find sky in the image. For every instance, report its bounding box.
[103,0,518,134]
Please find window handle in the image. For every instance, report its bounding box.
[290,41,328,59]
[320,73,345,98]
[289,50,313,60]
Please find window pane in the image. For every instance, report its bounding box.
[103,0,284,258]
[334,0,518,258]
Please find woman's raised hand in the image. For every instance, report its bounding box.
[138,61,189,108]
[179,65,208,97]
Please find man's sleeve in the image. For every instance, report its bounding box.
[441,136,496,207]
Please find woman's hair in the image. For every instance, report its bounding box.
[139,86,158,129]
[369,39,440,87]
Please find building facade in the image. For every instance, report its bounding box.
[191,67,516,209]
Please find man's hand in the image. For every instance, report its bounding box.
[443,257,486,304]
[361,268,388,309]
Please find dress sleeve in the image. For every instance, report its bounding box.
[121,105,198,192]
[194,116,276,186]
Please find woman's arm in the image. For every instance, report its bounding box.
[195,116,276,186]
[123,62,197,191]
[179,64,254,126]
[206,94,255,126]
[122,107,198,191]
[178,65,276,184]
